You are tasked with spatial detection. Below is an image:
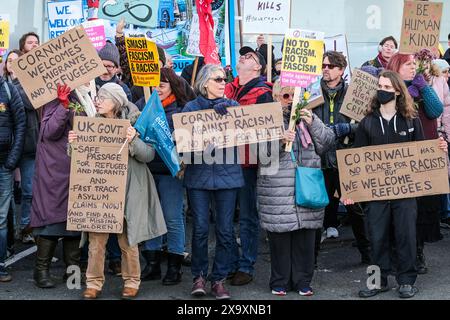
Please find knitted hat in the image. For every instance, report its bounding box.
[360,65,382,78]
[98,42,120,67]
[433,59,450,72]
[157,45,166,66]
[98,83,128,108]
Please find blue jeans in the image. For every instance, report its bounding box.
[232,167,259,275]
[19,157,35,229]
[143,175,185,255]
[189,188,238,282]
[0,167,13,264]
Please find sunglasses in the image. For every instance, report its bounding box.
[282,93,294,99]
[322,63,338,70]
[210,77,227,83]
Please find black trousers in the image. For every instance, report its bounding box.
[322,168,370,251]
[268,229,316,291]
[365,199,418,286]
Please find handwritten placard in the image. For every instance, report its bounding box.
[399,0,443,56]
[47,0,85,39]
[340,69,378,122]
[337,139,450,202]
[125,37,160,87]
[281,29,324,88]
[11,27,106,109]
[67,117,130,233]
[242,0,291,35]
[173,102,284,153]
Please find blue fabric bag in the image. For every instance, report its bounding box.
[290,149,329,209]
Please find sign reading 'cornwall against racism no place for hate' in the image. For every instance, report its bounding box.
[337,140,450,203]
[67,117,130,234]
[242,0,291,35]
[11,26,106,109]
[172,102,284,153]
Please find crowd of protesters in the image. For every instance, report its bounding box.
[0,26,450,301]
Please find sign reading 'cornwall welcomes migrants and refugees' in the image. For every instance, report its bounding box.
[337,140,450,202]
[11,26,106,109]
[172,102,284,153]
[125,37,160,87]
[67,117,130,234]
[242,0,291,35]
[281,29,324,88]
[399,0,443,57]
[339,69,378,122]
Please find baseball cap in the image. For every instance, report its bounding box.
[239,46,267,73]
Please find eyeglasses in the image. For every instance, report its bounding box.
[94,96,105,104]
[103,64,116,70]
[210,77,227,83]
[241,53,259,65]
[322,63,338,70]
[282,93,294,99]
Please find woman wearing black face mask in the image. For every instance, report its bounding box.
[342,71,447,299]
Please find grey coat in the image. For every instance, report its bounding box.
[257,114,335,233]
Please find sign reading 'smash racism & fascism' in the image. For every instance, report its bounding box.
[337,140,450,202]
[172,102,284,153]
[125,37,160,87]
[339,69,378,122]
[11,26,106,109]
[281,29,324,88]
[67,117,130,234]
[399,0,443,57]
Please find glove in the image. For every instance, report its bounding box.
[408,85,420,98]
[412,73,428,91]
[57,84,71,109]
[331,123,351,138]
[213,102,230,115]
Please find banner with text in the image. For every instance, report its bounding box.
[67,117,130,233]
[337,139,450,202]
[173,102,284,153]
[281,29,324,88]
[399,0,443,56]
[340,69,378,122]
[48,0,85,39]
[242,0,291,35]
[0,19,9,54]
[125,37,160,87]
[11,26,106,109]
[98,0,158,28]
[82,19,106,50]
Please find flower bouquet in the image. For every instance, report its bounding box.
[291,91,311,123]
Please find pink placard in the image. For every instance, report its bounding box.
[84,24,106,50]
[280,72,318,88]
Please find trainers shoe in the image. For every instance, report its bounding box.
[191,276,207,297]
[211,280,231,300]
[299,287,314,296]
[0,266,12,282]
[326,227,339,239]
[271,288,287,296]
[398,285,418,299]
[22,234,35,244]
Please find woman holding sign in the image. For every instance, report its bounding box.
[344,71,447,299]
[69,83,167,299]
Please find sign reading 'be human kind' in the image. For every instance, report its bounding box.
[242,0,291,35]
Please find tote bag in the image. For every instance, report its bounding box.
[290,149,329,209]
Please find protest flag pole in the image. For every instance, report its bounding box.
[143,87,151,103]
[267,35,272,83]
[285,87,301,152]
[191,57,200,87]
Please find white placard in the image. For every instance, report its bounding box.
[242,0,291,35]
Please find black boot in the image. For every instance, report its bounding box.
[417,245,428,274]
[163,253,183,285]
[62,238,81,280]
[34,237,57,288]
[141,250,161,281]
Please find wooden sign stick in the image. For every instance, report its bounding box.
[267,35,272,83]
[191,57,200,87]
[143,87,151,103]
[285,87,302,152]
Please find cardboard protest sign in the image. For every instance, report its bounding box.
[281,29,324,88]
[125,37,160,87]
[399,0,443,56]
[47,0,85,39]
[82,19,106,50]
[339,69,378,122]
[242,0,291,35]
[11,26,106,109]
[98,0,158,28]
[173,102,284,153]
[324,34,351,83]
[337,139,450,202]
[67,117,130,233]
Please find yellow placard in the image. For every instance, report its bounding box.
[125,37,160,87]
[0,20,9,50]
[281,37,323,76]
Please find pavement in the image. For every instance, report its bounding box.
[1,217,449,301]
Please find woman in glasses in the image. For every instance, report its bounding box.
[69,83,167,299]
[362,36,398,69]
[181,64,244,300]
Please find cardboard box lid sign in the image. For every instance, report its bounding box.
[11,26,107,109]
